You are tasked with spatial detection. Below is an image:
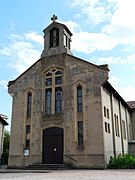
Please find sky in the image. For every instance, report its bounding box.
[1,0,135,130]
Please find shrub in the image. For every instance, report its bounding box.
[1,130,10,164]
[108,154,135,169]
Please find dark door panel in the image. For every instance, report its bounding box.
[42,127,63,164]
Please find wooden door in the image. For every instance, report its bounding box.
[42,127,64,164]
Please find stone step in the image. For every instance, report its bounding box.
[26,164,73,170]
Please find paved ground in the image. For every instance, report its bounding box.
[1,170,135,180]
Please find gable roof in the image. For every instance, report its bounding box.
[0,115,8,126]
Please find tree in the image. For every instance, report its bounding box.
[2,130,10,164]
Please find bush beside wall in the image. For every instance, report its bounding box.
[108,154,135,169]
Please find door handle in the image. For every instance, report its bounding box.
[54,148,57,152]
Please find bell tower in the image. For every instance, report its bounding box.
[41,15,73,57]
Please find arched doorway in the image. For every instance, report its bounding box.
[42,127,64,164]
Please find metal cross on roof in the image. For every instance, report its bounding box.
[51,15,58,22]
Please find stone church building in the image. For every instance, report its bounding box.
[8,15,135,169]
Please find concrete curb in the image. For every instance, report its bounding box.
[0,169,50,173]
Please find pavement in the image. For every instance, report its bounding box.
[1,168,135,180]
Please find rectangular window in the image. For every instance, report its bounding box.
[129,124,132,140]
[68,38,70,49]
[50,28,59,47]
[116,115,119,136]
[45,89,52,114]
[26,125,30,134]
[78,121,83,146]
[108,123,110,133]
[46,78,52,86]
[27,93,32,117]
[107,108,109,119]
[77,86,83,112]
[26,139,30,149]
[104,106,106,117]
[55,76,62,85]
[55,87,62,114]
[105,122,110,134]
[122,120,126,139]
[64,34,67,47]
[115,114,120,137]
[105,122,108,132]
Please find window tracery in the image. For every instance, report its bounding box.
[45,68,63,115]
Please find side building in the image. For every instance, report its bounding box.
[0,114,8,165]
[8,16,135,169]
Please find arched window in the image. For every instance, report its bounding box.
[50,28,59,48]
[27,93,32,117]
[45,68,63,115]
[77,85,83,112]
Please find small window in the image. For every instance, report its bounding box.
[45,89,52,114]
[27,93,32,117]
[104,106,106,117]
[105,122,108,132]
[77,85,83,112]
[55,87,62,114]
[46,78,52,86]
[122,120,126,139]
[115,114,120,137]
[50,28,59,47]
[105,122,111,134]
[107,109,109,119]
[26,125,30,134]
[26,139,30,149]
[68,38,71,49]
[46,72,52,77]
[108,123,110,133]
[55,76,62,85]
[116,115,119,137]
[55,71,62,75]
[78,121,83,146]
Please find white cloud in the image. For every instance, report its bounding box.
[103,0,135,46]
[91,54,135,65]
[108,76,135,101]
[0,80,8,89]
[0,32,43,74]
[68,0,135,54]
[72,32,116,54]
[117,86,135,101]
[25,32,43,45]
[108,75,119,85]
[70,0,117,25]
[59,20,79,32]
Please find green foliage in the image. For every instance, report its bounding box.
[1,130,10,164]
[108,154,135,169]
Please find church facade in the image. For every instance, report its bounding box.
[8,15,135,169]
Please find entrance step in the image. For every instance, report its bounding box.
[26,164,73,170]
